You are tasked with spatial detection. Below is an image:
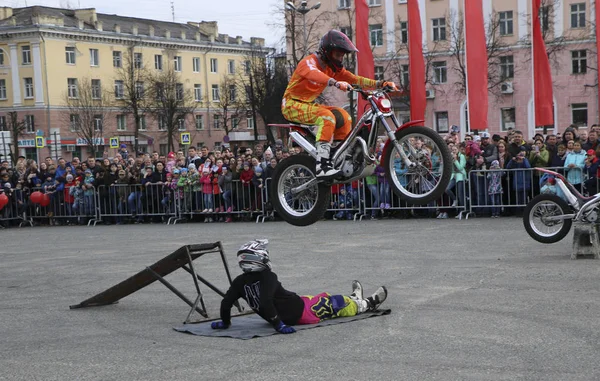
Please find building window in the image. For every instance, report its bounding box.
[138,115,147,131]
[113,51,122,68]
[247,117,255,129]
[195,115,204,130]
[540,5,551,33]
[212,84,220,101]
[22,45,31,65]
[176,83,184,101]
[67,78,78,98]
[193,57,200,72]
[368,0,381,6]
[572,103,588,127]
[432,61,447,84]
[24,78,34,99]
[174,56,182,72]
[114,80,124,99]
[194,84,202,101]
[228,60,235,74]
[155,54,163,71]
[65,46,76,64]
[93,115,103,132]
[91,79,101,99]
[572,50,587,74]
[570,3,586,28]
[501,107,516,131]
[158,115,167,131]
[0,50,4,66]
[177,118,186,131]
[0,116,6,131]
[232,118,239,129]
[135,81,145,98]
[70,114,80,131]
[90,49,99,66]
[435,111,449,133]
[340,27,353,41]
[374,66,384,81]
[432,18,446,41]
[498,11,514,36]
[369,24,383,47]
[0,79,6,100]
[401,64,409,87]
[159,144,168,156]
[210,58,218,73]
[116,114,126,131]
[338,0,351,9]
[244,60,251,75]
[229,85,237,101]
[213,115,221,129]
[500,56,514,79]
[134,52,143,69]
[25,115,35,133]
[400,21,408,44]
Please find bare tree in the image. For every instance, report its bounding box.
[6,111,25,166]
[63,78,113,158]
[114,46,150,155]
[146,68,197,152]
[237,47,289,143]
[213,75,247,136]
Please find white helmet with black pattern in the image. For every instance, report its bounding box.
[237,239,271,273]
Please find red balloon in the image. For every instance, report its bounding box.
[0,193,8,210]
[30,191,43,204]
[39,193,51,207]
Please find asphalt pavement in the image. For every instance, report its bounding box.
[1,217,599,381]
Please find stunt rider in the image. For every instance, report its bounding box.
[281,29,398,179]
[211,239,388,334]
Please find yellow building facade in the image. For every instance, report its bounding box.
[0,6,267,161]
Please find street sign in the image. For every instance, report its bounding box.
[180,132,191,145]
[109,137,119,148]
[35,137,45,148]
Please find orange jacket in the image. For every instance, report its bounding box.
[283,53,378,103]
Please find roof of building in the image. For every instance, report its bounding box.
[0,6,259,47]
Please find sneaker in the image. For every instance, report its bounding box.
[225,217,232,223]
[208,208,213,213]
[227,206,232,213]
[350,280,364,300]
[370,215,378,220]
[440,212,448,219]
[202,209,208,213]
[436,213,443,219]
[384,203,390,209]
[451,200,457,207]
[366,286,388,311]
[380,203,385,209]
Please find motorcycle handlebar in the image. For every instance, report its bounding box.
[350,85,396,99]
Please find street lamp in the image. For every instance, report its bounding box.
[286,1,321,57]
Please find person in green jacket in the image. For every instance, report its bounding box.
[528,139,550,195]
[441,145,467,218]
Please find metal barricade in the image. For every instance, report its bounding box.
[256,178,274,223]
[0,189,32,228]
[324,181,364,222]
[24,185,100,226]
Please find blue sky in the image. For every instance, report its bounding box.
[11,0,284,48]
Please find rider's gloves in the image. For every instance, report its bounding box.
[210,321,230,330]
[377,80,399,91]
[334,81,353,92]
[275,321,296,334]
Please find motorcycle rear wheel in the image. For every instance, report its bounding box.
[270,154,331,226]
[382,126,452,205]
[523,193,573,244]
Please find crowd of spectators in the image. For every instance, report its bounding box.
[1,123,599,227]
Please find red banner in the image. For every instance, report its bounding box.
[355,0,374,120]
[407,0,426,121]
[532,0,554,126]
[464,0,488,131]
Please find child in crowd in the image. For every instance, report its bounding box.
[200,167,214,218]
[177,168,191,212]
[239,162,254,211]
[486,160,503,218]
[82,169,96,216]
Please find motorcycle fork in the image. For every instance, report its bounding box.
[380,113,416,168]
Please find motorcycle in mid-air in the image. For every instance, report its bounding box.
[523,168,600,243]
[268,87,453,226]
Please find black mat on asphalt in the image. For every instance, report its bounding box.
[173,309,391,340]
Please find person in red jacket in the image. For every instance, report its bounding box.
[282,29,398,179]
[239,162,254,211]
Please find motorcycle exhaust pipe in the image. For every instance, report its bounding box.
[289,131,317,159]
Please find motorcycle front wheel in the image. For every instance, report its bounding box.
[382,126,452,205]
[269,154,330,226]
[523,193,573,244]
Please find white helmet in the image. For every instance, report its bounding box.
[237,239,271,273]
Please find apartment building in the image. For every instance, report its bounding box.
[0,6,267,161]
[288,0,598,139]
